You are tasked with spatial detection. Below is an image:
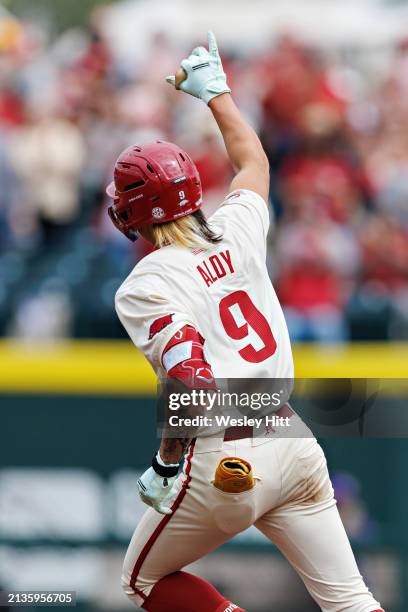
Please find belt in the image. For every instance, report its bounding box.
[223,404,294,442]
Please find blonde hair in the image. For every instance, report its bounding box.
[152,210,222,250]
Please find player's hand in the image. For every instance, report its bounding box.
[137,466,179,515]
[165,31,231,105]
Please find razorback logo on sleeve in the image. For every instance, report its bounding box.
[148,313,174,340]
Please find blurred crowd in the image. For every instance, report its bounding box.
[1,6,408,342]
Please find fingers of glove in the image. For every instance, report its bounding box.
[180,58,193,74]
[138,491,171,514]
[157,490,176,514]
[207,31,220,60]
[179,79,192,94]
[138,492,154,508]
[156,502,173,515]
[191,46,208,57]
[165,74,176,87]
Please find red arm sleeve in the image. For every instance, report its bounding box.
[162,325,215,389]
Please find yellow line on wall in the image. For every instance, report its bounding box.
[0,341,406,395]
[293,343,408,378]
[0,341,155,394]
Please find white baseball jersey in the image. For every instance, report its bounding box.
[119,195,382,611]
[115,189,294,380]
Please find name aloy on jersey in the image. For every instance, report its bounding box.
[196,249,234,287]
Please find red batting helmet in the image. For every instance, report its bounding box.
[106,141,202,241]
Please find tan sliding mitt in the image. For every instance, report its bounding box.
[213,457,254,493]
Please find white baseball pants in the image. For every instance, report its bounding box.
[122,416,383,612]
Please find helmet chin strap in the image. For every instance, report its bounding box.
[127,228,139,242]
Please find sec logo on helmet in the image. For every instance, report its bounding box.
[152,207,165,219]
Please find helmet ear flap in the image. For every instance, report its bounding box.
[108,205,121,228]
[108,205,139,242]
[127,228,139,242]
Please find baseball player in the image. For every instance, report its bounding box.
[107,32,384,612]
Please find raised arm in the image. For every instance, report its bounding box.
[209,93,269,200]
[166,31,269,201]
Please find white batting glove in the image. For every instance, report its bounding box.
[137,453,180,515]
[166,31,231,105]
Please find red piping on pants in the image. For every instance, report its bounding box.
[129,441,196,599]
